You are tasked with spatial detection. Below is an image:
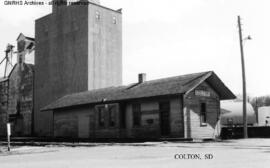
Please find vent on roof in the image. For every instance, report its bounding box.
[138,73,146,83]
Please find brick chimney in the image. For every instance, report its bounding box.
[138,73,146,83]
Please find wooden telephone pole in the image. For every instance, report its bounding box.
[237,15,248,138]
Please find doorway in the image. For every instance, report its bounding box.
[159,101,171,136]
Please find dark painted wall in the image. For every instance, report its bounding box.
[53,96,184,140]
[35,5,89,136]
[125,97,184,139]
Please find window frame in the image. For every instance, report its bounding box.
[97,106,106,128]
[95,104,119,128]
[159,101,171,135]
[108,105,117,127]
[200,102,207,126]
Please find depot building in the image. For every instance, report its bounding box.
[42,71,235,140]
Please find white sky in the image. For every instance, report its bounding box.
[0,0,269,97]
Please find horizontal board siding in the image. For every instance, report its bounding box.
[93,104,120,139]
[54,115,78,138]
[53,96,185,140]
[126,97,184,139]
[54,106,91,138]
[78,114,90,138]
[170,98,184,137]
[184,82,220,139]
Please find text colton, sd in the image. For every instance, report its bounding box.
[174,154,214,160]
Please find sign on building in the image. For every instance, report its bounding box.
[195,90,211,97]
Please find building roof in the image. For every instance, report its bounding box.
[16,33,35,42]
[0,63,34,81]
[42,71,236,111]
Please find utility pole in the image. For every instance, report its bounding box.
[237,15,248,138]
[255,97,258,124]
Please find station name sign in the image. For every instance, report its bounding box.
[195,90,210,97]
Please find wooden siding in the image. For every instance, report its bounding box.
[53,83,222,140]
[125,97,184,139]
[53,96,185,140]
[170,98,184,137]
[78,114,90,138]
[184,82,220,139]
[54,104,121,139]
[93,104,120,139]
[54,106,91,138]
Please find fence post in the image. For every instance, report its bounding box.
[7,123,11,151]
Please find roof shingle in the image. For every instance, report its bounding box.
[42,71,236,111]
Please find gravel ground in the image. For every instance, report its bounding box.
[0,139,270,168]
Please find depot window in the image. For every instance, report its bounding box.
[200,103,207,126]
[109,105,117,127]
[98,106,105,127]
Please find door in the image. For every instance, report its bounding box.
[159,102,171,136]
[78,115,90,138]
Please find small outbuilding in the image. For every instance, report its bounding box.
[258,106,270,126]
[42,71,235,140]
